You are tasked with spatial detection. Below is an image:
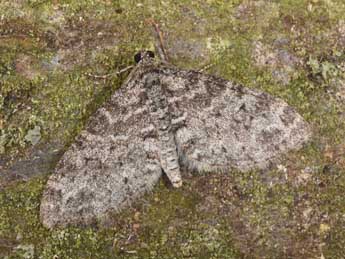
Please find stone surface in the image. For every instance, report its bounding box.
[0,142,63,190]
[252,40,300,85]
[40,53,311,228]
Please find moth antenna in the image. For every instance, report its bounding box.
[146,18,169,63]
[85,65,134,80]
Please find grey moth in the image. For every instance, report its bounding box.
[40,51,311,228]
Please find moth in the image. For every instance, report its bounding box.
[40,51,311,228]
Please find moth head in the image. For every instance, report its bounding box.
[134,50,155,64]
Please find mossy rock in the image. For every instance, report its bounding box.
[1,0,345,258]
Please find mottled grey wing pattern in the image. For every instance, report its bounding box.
[137,65,311,173]
[40,56,311,228]
[40,76,162,228]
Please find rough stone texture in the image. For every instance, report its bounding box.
[0,142,64,191]
[40,53,311,228]
[336,20,345,46]
[252,40,300,85]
